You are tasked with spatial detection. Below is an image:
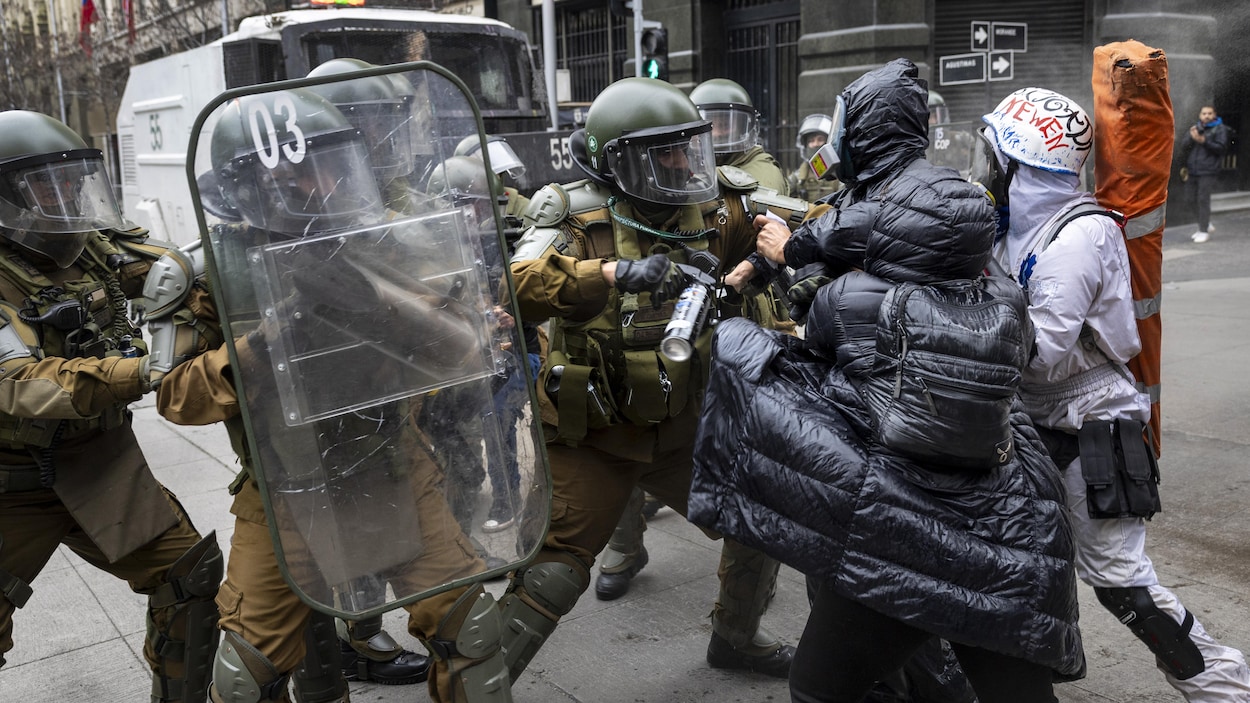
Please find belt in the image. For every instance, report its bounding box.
[0,467,44,493]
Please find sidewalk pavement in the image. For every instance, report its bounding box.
[2,217,1248,702]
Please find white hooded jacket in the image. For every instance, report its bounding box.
[991,163,1151,432]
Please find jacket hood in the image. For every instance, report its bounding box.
[842,58,930,186]
[1002,157,1090,267]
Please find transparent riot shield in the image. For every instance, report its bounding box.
[927,119,983,181]
[185,63,549,618]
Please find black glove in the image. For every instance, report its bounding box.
[614,254,689,308]
[780,263,833,323]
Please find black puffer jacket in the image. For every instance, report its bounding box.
[783,61,994,283]
[688,58,1083,677]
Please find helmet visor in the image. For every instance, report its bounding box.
[229,135,384,235]
[483,139,526,181]
[609,121,717,206]
[338,100,417,181]
[0,150,125,234]
[796,113,834,158]
[698,104,760,154]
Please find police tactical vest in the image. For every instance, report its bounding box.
[0,230,157,448]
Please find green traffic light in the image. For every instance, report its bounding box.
[644,59,660,80]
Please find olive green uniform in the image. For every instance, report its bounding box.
[597,143,794,596]
[0,230,219,702]
[788,161,843,202]
[158,286,488,703]
[504,174,790,668]
[722,145,791,196]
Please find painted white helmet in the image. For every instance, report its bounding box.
[981,87,1093,175]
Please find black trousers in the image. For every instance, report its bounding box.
[1189,173,1217,232]
[790,582,1057,703]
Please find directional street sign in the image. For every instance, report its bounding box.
[992,22,1027,52]
[939,53,987,86]
[971,21,990,52]
[988,51,1014,81]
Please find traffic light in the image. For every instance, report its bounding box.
[641,26,668,81]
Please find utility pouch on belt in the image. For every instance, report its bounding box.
[1078,418,1162,519]
[541,349,614,444]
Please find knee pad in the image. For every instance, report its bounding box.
[291,612,348,703]
[149,532,224,702]
[498,560,588,682]
[425,590,512,703]
[211,631,291,703]
[1095,586,1206,680]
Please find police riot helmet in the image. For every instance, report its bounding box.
[210,89,383,236]
[689,78,761,155]
[981,87,1092,176]
[928,90,950,125]
[306,58,417,182]
[795,113,833,160]
[454,134,526,186]
[426,155,501,226]
[0,110,127,268]
[579,77,717,207]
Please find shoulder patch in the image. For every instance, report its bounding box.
[718,165,759,191]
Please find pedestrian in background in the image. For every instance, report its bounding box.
[1183,104,1231,243]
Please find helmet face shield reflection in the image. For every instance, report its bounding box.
[226,135,384,236]
[0,150,125,235]
[698,104,760,154]
[338,99,417,181]
[606,121,717,206]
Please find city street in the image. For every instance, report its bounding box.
[1,210,1248,702]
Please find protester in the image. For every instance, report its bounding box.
[688,59,1083,703]
[983,85,1250,702]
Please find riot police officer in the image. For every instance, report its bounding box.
[788,113,842,202]
[498,76,797,681]
[454,134,531,219]
[690,78,790,194]
[595,77,803,602]
[0,110,222,702]
[166,82,527,703]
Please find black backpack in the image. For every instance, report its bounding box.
[862,275,1033,471]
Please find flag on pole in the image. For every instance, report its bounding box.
[79,0,97,55]
[122,0,135,43]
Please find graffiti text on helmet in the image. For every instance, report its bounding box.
[995,88,1092,155]
[248,93,308,170]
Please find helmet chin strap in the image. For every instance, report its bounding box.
[607,196,715,242]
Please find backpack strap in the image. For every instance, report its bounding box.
[1019,203,1125,289]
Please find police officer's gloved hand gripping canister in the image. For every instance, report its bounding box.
[614,253,690,308]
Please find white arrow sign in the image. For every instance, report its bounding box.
[971,21,990,51]
[988,51,1014,81]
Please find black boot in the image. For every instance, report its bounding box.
[340,637,431,685]
[594,546,649,601]
[706,630,795,679]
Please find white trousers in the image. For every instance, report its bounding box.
[1065,458,1250,702]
